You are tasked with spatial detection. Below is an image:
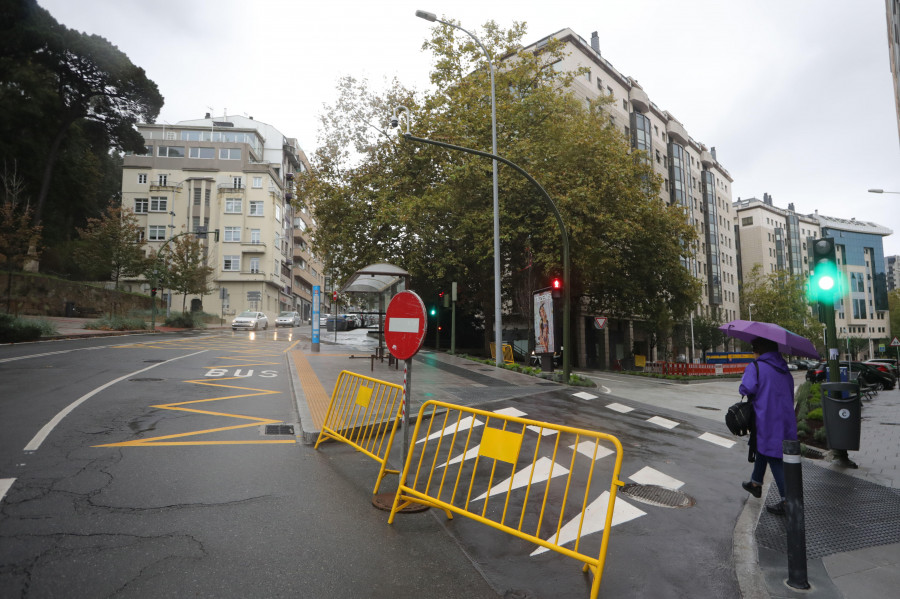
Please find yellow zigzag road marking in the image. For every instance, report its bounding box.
[96,377,293,447]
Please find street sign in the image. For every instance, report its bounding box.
[594,317,607,330]
[247,291,261,301]
[384,290,427,360]
[891,337,900,347]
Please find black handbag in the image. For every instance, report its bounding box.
[725,398,755,436]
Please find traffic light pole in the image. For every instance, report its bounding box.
[821,299,856,467]
[401,133,571,381]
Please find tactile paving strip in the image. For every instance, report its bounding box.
[756,462,900,559]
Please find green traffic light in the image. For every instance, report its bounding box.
[818,275,835,291]
[429,307,437,316]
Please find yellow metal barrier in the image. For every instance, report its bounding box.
[388,401,625,596]
[489,342,515,364]
[314,370,404,494]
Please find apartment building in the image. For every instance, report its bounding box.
[884,0,900,147]
[120,114,325,322]
[522,29,740,367]
[733,195,820,284]
[735,196,893,358]
[887,255,900,291]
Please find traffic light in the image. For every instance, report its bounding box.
[429,306,437,316]
[550,277,562,299]
[808,237,842,303]
[151,287,157,297]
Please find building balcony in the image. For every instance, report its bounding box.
[241,242,267,253]
[665,118,689,145]
[628,86,650,112]
[218,184,245,194]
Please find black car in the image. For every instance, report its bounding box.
[806,361,896,390]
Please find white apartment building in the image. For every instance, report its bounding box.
[735,196,893,358]
[522,29,740,367]
[120,114,325,322]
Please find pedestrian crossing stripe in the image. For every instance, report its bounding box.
[605,402,634,413]
[699,432,735,448]
[572,391,597,400]
[474,457,570,501]
[647,416,679,429]
[629,466,684,490]
[417,415,484,444]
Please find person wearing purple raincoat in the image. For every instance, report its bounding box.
[739,337,797,515]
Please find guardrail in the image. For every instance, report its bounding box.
[314,370,404,494]
[388,400,625,597]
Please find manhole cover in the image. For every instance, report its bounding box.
[143,359,166,363]
[695,406,720,411]
[620,484,695,508]
[265,424,295,436]
[130,378,164,382]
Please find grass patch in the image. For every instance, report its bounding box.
[458,354,595,387]
[85,316,148,331]
[0,313,55,342]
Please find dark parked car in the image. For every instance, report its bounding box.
[326,314,349,331]
[806,361,895,390]
[865,359,899,377]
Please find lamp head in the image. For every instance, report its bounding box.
[415,10,437,21]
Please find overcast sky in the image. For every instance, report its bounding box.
[38,0,900,256]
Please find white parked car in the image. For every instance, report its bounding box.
[275,311,301,327]
[232,311,268,331]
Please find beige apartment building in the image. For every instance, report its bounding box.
[735,196,893,359]
[522,29,740,367]
[120,114,325,323]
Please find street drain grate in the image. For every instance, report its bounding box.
[801,445,826,459]
[620,484,695,508]
[695,406,720,411]
[265,424,295,436]
[130,378,164,382]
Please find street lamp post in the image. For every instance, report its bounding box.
[416,10,503,367]
[867,188,900,194]
[748,303,755,321]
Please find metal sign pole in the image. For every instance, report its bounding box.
[402,359,412,472]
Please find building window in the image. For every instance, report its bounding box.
[137,174,147,184]
[134,198,148,213]
[223,255,240,271]
[250,229,261,244]
[150,196,167,212]
[148,225,166,241]
[225,198,242,213]
[249,200,264,216]
[231,177,242,189]
[584,70,591,82]
[252,176,262,188]
[622,99,627,111]
[157,146,185,158]
[224,226,241,242]
[189,147,215,159]
[249,257,260,273]
[193,188,201,205]
[220,148,241,160]
[192,216,200,231]
[205,188,211,206]
[157,174,168,186]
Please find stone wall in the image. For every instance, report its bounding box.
[0,273,159,317]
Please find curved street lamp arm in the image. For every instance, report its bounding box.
[401,132,572,380]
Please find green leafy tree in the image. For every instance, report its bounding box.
[0,0,163,230]
[74,204,150,288]
[889,289,900,344]
[159,235,213,313]
[298,21,699,352]
[0,161,42,311]
[693,312,726,360]
[739,264,820,352]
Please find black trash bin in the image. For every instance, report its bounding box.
[820,381,861,451]
[65,301,76,317]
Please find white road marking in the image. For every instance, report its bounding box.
[572,391,597,400]
[605,402,634,413]
[647,416,679,429]
[493,407,527,418]
[570,440,614,460]
[531,491,645,556]
[699,432,736,448]
[417,416,483,444]
[474,457,569,501]
[629,466,684,490]
[438,445,482,467]
[0,478,14,503]
[23,350,207,452]
[0,346,103,363]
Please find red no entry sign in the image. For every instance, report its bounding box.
[385,290,427,360]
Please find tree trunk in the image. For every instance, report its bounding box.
[33,121,74,227]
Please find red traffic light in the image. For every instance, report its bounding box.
[438,291,444,298]
[151,287,157,297]
[551,278,562,289]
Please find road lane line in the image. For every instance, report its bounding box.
[23,350,207,452]
[0,478,14,503]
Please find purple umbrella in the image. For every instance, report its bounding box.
[719,319,820,359]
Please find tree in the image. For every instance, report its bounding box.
[298,21,699,352]
[0,0,163,229]
[739,264,820,352]
[693,312,726,360]
[74,204,150,288]
[0,161,42,311]
[889,289,900,343]
[159,235,213,313]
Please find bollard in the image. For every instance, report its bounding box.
[783,440,809,590]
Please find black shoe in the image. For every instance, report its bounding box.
[766,501,786,516]
[742,481,762,498]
